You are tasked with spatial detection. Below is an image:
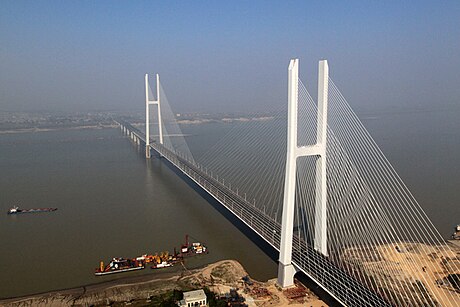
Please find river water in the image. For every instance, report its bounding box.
[0,108,459,298]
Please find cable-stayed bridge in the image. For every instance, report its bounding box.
[118,59,460,306]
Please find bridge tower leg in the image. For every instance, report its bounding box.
[145,74,151,158]
[278,59,300,288]
[314,60,329,256]
[278,59,329,288]
[156,74,164,146]
[145,73,164,159]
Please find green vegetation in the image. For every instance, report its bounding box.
[204,287,228,307]
[145,289,182,306]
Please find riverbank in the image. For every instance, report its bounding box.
[0,260,327,307]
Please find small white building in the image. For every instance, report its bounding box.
[178,289,207,307]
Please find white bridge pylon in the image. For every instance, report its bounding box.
[278,59,329,288]
[145,73,163,158]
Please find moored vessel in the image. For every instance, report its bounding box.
[151,261,173,269]
[95,258,144,276]
[452,225,460,240]
[180,234,208,256]
[94,235,208,276]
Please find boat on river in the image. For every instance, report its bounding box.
[7,206,57,215]
[180,234,208,256]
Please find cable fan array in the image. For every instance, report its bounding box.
[145,73,459,306]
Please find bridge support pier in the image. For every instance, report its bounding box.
[278,263,298,288]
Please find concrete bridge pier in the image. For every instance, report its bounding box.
[277,263,298,288]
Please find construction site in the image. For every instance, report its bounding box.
[341,241,460,306]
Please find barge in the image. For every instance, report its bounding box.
[7,206,57,215]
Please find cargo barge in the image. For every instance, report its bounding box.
[7,206,57,215]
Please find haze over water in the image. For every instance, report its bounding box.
[1,106,459,298]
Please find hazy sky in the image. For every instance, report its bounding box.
[1,1,459,113]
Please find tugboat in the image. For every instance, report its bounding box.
[7,205,57,215]
[452,225,460,240]
[151,261,173,269]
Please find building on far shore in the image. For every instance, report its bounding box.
[178,289,207,307]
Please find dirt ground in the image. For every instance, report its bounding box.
[342,242,460,306]
[0,260,327,307]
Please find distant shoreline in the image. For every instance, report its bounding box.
[0,116,277,135]
[0,124,118,135]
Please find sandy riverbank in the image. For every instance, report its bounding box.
[0,260,327,307]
